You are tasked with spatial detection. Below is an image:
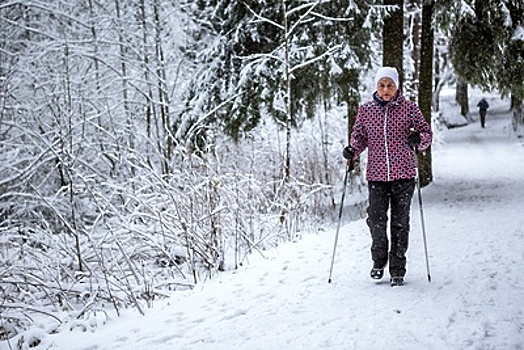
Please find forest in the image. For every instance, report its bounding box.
[1,0,523,342]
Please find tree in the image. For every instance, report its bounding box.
[405,0,421,101]
[180,0,373,179]
[0,0,194,334]
[417,0,435,187]
[449,0,524,130]
[455,78,471,121]
[382,0,404,84]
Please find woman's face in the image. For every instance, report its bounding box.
[377,78,398,101]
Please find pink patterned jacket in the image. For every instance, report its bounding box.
[350,91,432,182]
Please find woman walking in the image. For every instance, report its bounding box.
[343,67,432,286]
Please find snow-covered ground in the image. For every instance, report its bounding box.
[3,89,524,350]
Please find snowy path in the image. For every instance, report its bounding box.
[27,109,524,349]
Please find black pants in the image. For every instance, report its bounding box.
[367,179,415,277]
[479,110,487,128]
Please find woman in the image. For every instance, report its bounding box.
[343,67,432,286]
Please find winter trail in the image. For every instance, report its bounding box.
[419,105,524,350]
[44,103,524,350]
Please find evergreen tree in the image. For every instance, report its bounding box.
[449,0,524,128]
[179,0,374,148]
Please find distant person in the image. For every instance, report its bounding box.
[342,67,432,286]
[477,98,490,128]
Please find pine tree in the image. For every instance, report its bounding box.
[449,0,524,129]
[179,0,374,152]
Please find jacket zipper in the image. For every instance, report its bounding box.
[383,106,391,181]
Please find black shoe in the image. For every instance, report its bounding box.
[390,276,404,287]
[370,268,384,280]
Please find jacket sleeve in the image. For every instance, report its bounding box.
[410,103,432,151]
[349,106,368,158]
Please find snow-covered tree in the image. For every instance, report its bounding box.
[449,0,524,129]
[179,1,375,172]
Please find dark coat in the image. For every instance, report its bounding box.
[477,99,489,112]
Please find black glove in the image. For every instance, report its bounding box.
[347,159,355,171]
[408,132,421,149]
[342,146,354,160]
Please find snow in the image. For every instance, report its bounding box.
[513,26,524,41]
[2,90,524,349]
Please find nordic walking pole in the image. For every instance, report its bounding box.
[414,148,432,282]
[328,164,351,283]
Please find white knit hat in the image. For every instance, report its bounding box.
[375,67,399,88]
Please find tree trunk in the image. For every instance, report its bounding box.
[417,0,435,187]
[433,42,440,112]
[138,0,157,170]
[283,0,291,182]
[153,0,172,175]
[383,0,404,87]
[406,0,421,101]
[512,95,523,132]
[346,69,361,173]
[113,0,136,181]
[456,79,471,122]
[346,69,360,142]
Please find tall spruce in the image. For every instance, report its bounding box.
[449,0,524,129]
[179,0,374,159]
